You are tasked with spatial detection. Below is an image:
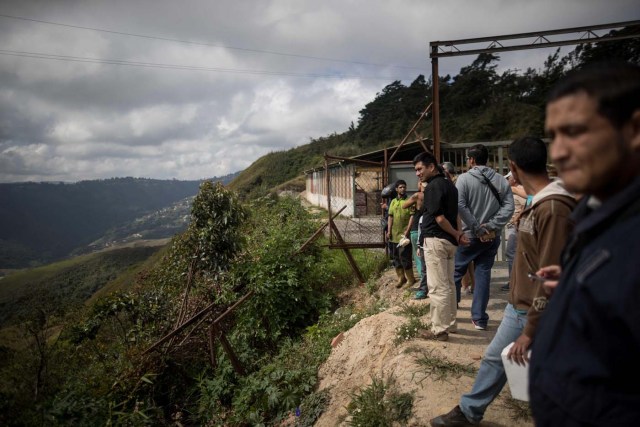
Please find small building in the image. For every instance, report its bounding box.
[305,139,512,218]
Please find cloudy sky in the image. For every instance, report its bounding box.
[0,0,638,182]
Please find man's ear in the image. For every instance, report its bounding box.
[509,160,521,185]
[628,109,640,152]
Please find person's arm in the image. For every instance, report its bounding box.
[387,200,395,241]
[456,175,481,235]
[435,215,468,245]
[401,193,418,209]
[512,184,527,199]
[507,200,574,365]
[485,181,515,232]
[404,215,414,237]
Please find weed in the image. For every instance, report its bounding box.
[393,316,430,346]
[409,348,477,381]
[364,277,378,295]
[395,302,430,318]
[502,396,533,423]
[295,388,330,427]
[346,374,413,427]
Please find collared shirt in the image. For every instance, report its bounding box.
[388,195,413,243]
[421,174,459,245]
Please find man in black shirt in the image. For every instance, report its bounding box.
[413,152,469,341]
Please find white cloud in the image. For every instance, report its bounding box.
[0,0,638,182]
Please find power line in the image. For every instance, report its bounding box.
[0,49,415,80]
[0,13,426,71]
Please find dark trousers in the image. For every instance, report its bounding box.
[390,242,412,269]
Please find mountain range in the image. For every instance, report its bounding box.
[0,173,238,269]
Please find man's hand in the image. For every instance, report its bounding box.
[477,224,495,242]
[458,233,470,246]
[536,265,562,296]
[507,334,532,366]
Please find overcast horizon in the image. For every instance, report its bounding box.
[1,0,638,183]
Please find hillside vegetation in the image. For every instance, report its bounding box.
[0,182,386,426]
[230,27,640,198]
[0,172,238,269]
[0,245,166,331]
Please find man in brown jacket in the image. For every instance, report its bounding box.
[431,136,576,426]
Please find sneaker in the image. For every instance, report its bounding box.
[471,319,486,330]
[500,284,510,291]
[430,405,474,426]
[409,285,422,292]
[418,329,449,341]
[414,290,428,300]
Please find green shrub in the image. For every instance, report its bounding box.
[393,316,430,346]
[346,374,413,427]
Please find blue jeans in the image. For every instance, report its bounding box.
[410,230,423,278]
[454,237,501,327]
[460,304,527,423]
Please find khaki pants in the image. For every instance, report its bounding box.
[424,237,458,334]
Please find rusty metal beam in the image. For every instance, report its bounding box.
[329,220,366,284]
[430,21,640,58]
[429,20,640,161]
[328,243,386,249]
[144,290,253,355]
[214,325,245,375]
[389,102,432,162]
[324,154,383,167]
[432,49,441,161]
[295,205,347,255]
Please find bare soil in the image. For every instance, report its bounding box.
[314,263,534,427]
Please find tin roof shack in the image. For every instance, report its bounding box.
[304,139,431,218]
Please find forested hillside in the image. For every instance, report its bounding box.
[0,173,238,269]
[230,26,640,198]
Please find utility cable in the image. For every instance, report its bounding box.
[0,13,425,71]
[0,49,416,80]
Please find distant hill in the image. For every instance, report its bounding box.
[0,172,239,268]
[0,244,166,331]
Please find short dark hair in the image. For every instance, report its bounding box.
[395,179,407,188]
[413,152,437,167]
[467,144,489,165]
[548,62,640,128]
[508,137,547,174]
[413,152,444,175]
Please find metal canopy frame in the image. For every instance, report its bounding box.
[429,20,640,160]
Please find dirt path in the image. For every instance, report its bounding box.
[315,262,534,426]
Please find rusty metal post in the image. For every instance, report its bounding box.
[329,220,366,284]
[295,205,347,255]
[431,44,441,162]
[214,325,245,375]
[325,155,331,243]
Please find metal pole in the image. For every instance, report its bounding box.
[431,45,441,162]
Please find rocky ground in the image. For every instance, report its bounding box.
[314,262,534,427]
